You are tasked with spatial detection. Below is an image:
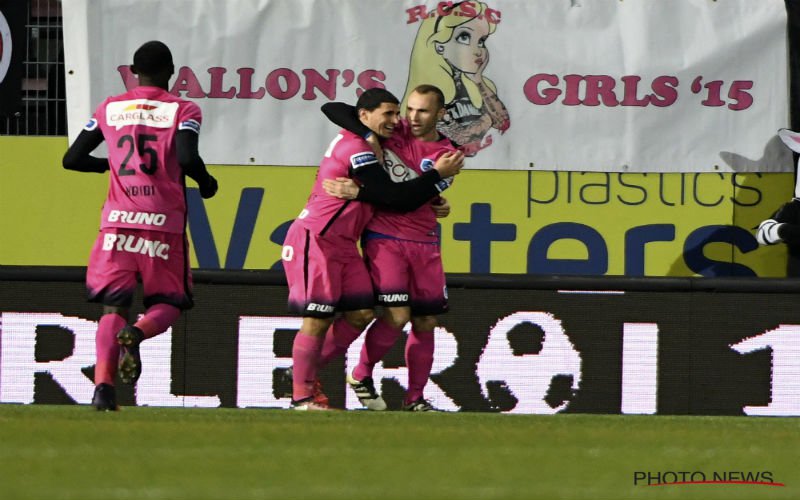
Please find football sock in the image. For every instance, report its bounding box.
[292,332,324,401]
[95,313,127,386]
[405,328,435,405]
[134,303,181,339]
[353,318,401,381]
[319,318,363,367]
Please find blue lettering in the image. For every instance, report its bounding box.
[187,187,264,269]
[527,222,607,275]
[683,225,758,276]
[624,224,676,276]
[225,188,264,268]
[453,203,516,273]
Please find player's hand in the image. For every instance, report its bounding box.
[323,177,360,200]
[199,175,218,199]
[366,133,384,164]
[434,151,465,178]
[432,197,451,218]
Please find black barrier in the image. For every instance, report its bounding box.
[1,266,800,415]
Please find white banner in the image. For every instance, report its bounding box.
[63,0,790,172]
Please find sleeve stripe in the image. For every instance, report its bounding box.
[179,119,201,134]
[756,220,782,245]
[350,152,379,170]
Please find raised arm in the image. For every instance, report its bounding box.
[321,102,371,138]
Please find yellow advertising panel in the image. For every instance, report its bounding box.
[444,170,791,276]
[0,137,792,276]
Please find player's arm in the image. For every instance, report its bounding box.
[321,102,371,138]
[351,165,442,211]
[62,127,109,173]
[323,151,464,209]
[345,150,463,211]
[176,130,218,199]
[757,198,800,245]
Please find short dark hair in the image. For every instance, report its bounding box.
[412,84,445,109]
[356,88,399,113]
[131,41,174,77]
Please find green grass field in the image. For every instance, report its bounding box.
[0,405,797,500]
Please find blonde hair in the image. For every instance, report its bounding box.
[402,1,498,111]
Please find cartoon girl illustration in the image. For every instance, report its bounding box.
[403,1,510,156]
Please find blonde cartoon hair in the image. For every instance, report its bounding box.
[402,1,498,111]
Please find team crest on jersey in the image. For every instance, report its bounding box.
[106,99,178,130]
[83,118,98,131]
[350,152,378,170]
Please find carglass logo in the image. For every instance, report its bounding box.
[106,99,178,130]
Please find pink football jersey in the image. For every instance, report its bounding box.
[89,86,202,234]
[366,119,456,242]
[293,130,377,242]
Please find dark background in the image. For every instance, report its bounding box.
[2,268,798,415]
